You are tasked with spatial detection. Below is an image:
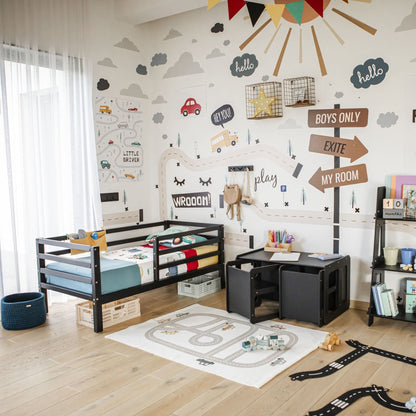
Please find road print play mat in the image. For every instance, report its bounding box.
[106,304,327,388]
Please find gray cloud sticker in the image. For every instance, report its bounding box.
[224,40,230,46]
[152,95,167,104]
[206,48,225,59]
[136,64,147,75]
[97,78,110,91]
[162,134,168,139]
[335,91,344,98]
[153,113,164,124]
[395,3,416,32]
[230,53,258,77]
[211,23,224,33]
[114,37,139,52]
[350,57,389,89]
[262,75,269,82]
[163,52,204,78]
[151,53,167,67]
[120,83,148,99]
[377,112,398,128]
[97,58,117,68]
[164,28,182,40]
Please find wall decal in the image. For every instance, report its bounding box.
[413,109,416,123]
[224,40,231,46]
[97,58,117,68]
[114,37,139,52]
[230,53,258,77]
[199,177,212,186]
[211,104,234,128]
[309,164,368,193]
[246,1,265,26]
[308,108,369,128]
[192,39,197,43]
[136,64,147,75]
[120,83,148,99]
[209,82,215,88]
[95,97,143,183]
[152,113,164,124]
[206,48,225,59]
[211,23,224,33]
[162,134,168,140]
[151,53,168,67]
[164,28,182,40]
[210,129,238,153]
[350,58,389,89]
[228,0,246,20]
[377,112,399,128]
[152,95,167,104]
[334,91,344,98]
[300,188,306,205]
[262,75,269,81]
[174,177,185,186]
[254,168,278,192]
[396,3,416,32]
[180,98,201,116]
[97,78,110,91]
[163,52,204,78]
[172,192,211,208]
[309,134,368,163]
[249,88,276,117]
[177,133,181,148]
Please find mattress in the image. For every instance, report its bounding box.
[45,244,218,293]
[45,257,140,295]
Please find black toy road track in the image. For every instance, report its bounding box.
[307,384,414,416]
[291,339,416,381]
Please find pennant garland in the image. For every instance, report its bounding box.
[265,4,285,28]
[246,2,265,26]
[228,0,246,20]
[286,1,305,25]
[207,0,326,23]
[305,0,324,17]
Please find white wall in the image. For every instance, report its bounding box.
[93,0,416,303]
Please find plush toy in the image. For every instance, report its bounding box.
[319,332,341,351]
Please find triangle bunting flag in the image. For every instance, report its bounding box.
[207,0,223,10]
[246,2,265,26]
[305,0,324,17]
[265,4,285,28]
[286,1,304,25]
[228,0,246,20]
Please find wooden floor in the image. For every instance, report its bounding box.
[1,286,415,416]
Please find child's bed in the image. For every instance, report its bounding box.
[36,220,224,332]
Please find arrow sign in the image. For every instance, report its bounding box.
[309,164,368,193]
[308,108,368,128]
[309,134,368,162]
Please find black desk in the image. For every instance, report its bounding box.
[226,249,350,326]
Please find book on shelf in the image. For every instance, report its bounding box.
[385,289,399,317]
[380,290,392,316]
[375,283,387,315]
[371,284,383,315]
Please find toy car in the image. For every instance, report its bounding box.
[99,105,111,114]
[118,122,128,128]
[108,140,114,145]
[100,160,111,169]
[131,141,141,146]
[128,107,138,111]
[181,98,201,116]
[124,173,135,179]
[319,332,341,351]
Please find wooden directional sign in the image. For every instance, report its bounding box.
[309,134,368,162]
[309,164,368,193]
[308,108,368,128]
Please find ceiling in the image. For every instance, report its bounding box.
[114,0,208,25]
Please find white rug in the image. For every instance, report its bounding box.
[106,304,327,388]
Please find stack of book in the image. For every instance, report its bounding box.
[371,283,399,317]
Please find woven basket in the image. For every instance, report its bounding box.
[1,292,46,330]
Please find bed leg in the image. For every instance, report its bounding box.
[93,301,103,333]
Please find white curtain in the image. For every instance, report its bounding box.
[0,0,102,296]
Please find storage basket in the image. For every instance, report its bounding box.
[245,82,283,119]
[264,242,292,253]
[283,76,316,107]
[1,292,46,330]
[178,274,221,298]
[76,296,140,329]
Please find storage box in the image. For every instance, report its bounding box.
[406,278,416,294]
[264,242,292,253]
[405,293,416,313]
[178,274,221,298]
[76,296,140,329]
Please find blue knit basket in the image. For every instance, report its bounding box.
[1,292,46,330]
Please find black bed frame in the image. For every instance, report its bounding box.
[36,220,224,332]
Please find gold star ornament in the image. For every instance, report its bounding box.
[249,88,277,118]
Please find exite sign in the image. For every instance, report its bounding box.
[308,108,368,128]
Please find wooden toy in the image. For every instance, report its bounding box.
[242,334,286,351]
[319,332,341,351]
